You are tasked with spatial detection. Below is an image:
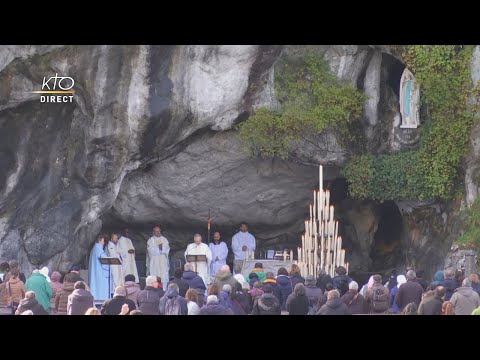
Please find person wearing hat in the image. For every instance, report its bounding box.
[262,272,281,303]
[68,265,83,281]
[249,263,266,283]
[100,286,137,315]
[26,268,53,313]
[304,274,324,313]
[341,281,368,314]
[251,284,281,315]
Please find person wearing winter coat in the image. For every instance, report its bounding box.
[450,278,480,315]
[124,274,141,305]
[441,268,458,301]
[167,269,190,298]
[249,263,266,283]
[316,269,333,293]
[49,271,63,312]
[26,269,53,313]
[394,271,423,311]
[316,290,351,315]
[289,264,305,290]
[262,272,282,302]
[159,283,188,315]
[181,263,207,291]
[415,270,429,292]
[389,275,406,313]
[55,273,76,314]
[341,281,368,314]
[67,281,94,315]
[418,286,444,315]
[4,269,26,312]
[199,295,231,315]
[365,274,390,314]
[286,283,310,315]
[137,276,163,315]
[332,266,352,297]
[231,282,251,315]
[276,267,293,311]
[212,265,240,293]
[251,284,281,315]
[101,286,137,315]
[429,270,445,290]
[15,291,48,315]
[468,274,480,296]
[304,274,324,313]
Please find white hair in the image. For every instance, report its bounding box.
[207,295,218,304]
[349,281,359,291]
[184,263,194,271]
[146,275,157,286]
[21,310,34,315]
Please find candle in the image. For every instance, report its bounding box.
[245,250,248,261]
[310,204,312,221]
[330,205,334,224]
[325,190,330,211]
[319,165,323,193]
[319,191,323,221]
[252,250,255,260]
[283,250,287,262]
[313,190,317,221]
[290,250,293,261]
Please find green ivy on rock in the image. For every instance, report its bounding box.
[344,45,478,201]
[238,53,365,159]
[457,196,480,249]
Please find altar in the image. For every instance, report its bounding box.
[240,260,295,279]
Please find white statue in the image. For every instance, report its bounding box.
[399,68,420,128]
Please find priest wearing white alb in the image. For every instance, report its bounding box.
[185,233,212,287]
[147,225,170,288]
[232,222,256,275]
[117,228,139,283]
[208,231,228,278]
[107,233,124,290]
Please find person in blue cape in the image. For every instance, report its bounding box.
[89,233,110,301]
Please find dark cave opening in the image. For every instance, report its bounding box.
[329,179,406,285]
[328,177,351,256]
[370,200,404,274]
[383,53,406,99]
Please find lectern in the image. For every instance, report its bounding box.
[100,257,122,299]
[186,254,207,273]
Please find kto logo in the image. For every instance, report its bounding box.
[31,73,75,103]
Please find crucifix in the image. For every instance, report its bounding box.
[206,208,216,245]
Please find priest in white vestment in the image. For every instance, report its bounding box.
[117,228,139,283]
[185,233,212,287]
[107,233,124,290]
[147,225,170,288]
[208,231,228,278]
